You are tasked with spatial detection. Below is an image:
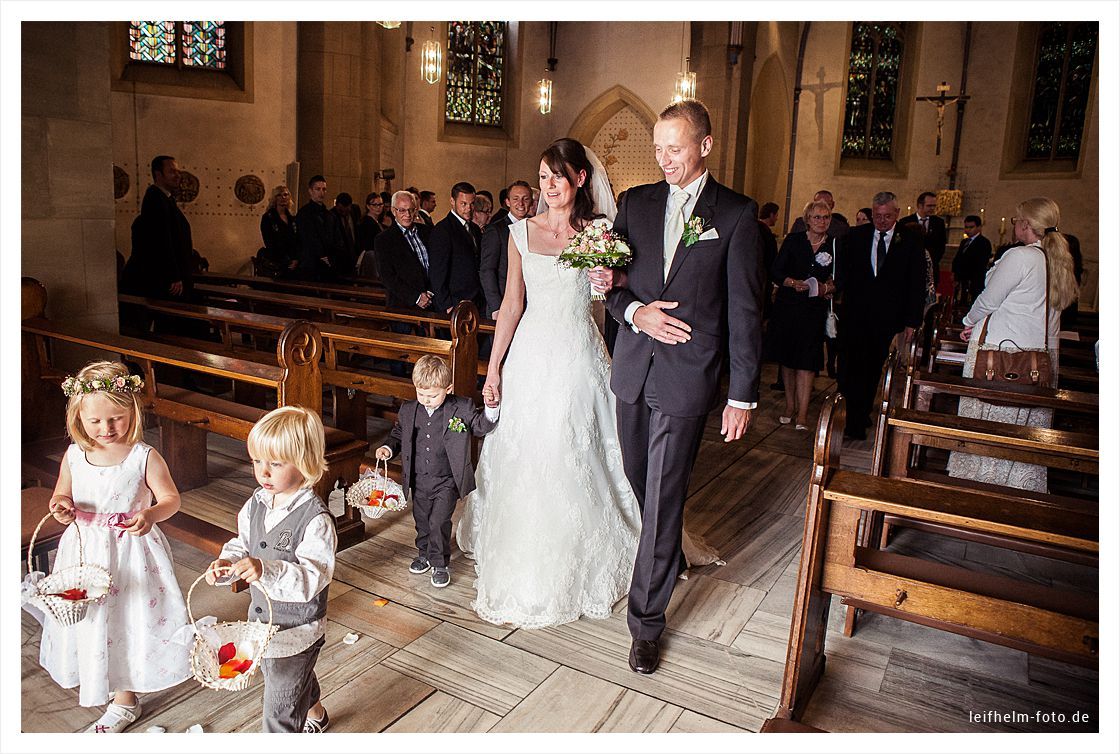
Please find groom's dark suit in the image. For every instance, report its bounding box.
[607,176,763,641]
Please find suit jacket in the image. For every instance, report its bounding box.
[606,177,763,417]
[386,395,496,499]
[427,212,483,312]
[121,185,194,297]
[951,233,993,297]
[418,208,435,227]
[836,222,927,336]
[374,223,431,309]
[901,212,948,269]
[479,214,516,317]
[296,200,346,278]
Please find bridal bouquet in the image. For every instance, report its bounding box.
[558,224,633,300]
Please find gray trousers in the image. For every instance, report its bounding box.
[260,635,324,733]
[617,376,707,641]
[413,475,458,568]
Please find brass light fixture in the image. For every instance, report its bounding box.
[420,26,442,85]
[537,22,558,115]
[672,60,696,104]
[377,22,402,30]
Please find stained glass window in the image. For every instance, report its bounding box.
[445,21,506,127]
[842,23,904,160]
[128,21,226,70]
[1025,22,1097,161]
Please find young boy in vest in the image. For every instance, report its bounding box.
[207,406,335,733]
[375,355,498,588]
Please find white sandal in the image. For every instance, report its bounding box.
[86,701,141,733]
[778,416,792,425]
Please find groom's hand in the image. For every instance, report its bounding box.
[633,301,691,344]
[721,406,752,443]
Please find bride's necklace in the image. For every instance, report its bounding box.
[547,222,568,239]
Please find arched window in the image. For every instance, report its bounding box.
[129,21,227,70]
[1025,22,1097,161]
[445,21,506,127]
[841,22,905,161]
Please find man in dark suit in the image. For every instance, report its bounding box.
[597,100,763,675]
[836,191,927,440]
[332,192,359,273]
[427,181,484,313]
[120,155,194,301]
[417,191,437,227]
[296,174,346,280]
[479,180,532,319]
[951,214,993,304]
[374,191,434,311]
[901,191,948,272]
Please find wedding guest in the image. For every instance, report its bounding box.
[492,187,511,225]
[946,197,1078,491]
[758,202,780,323]
[472,193,494,229]
[901,191,948,271]
[355,192,384,278]
[951,214,993,304]
[332,193,358,272]
[121,155,193,300]
[790,189,849,237]
[418,191,437,227]
[296,175,345,280]
[855,207,872,226]
[770,199,838,429]
[375,356,498,588]
[428,181,484,313]
[480,180,532,319]
[258,185,300,277]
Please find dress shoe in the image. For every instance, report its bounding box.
[628,639,660,674]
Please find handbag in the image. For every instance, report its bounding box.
[824,239,839,338]
[975,246,1052,387]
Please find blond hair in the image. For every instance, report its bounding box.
[65,361,146,451]
[268,185,293,211]
[1015,197,1079,311]
[802,199,832,225]
[412,355,452,390]
[658,99,712,139]
[247,406,328,488]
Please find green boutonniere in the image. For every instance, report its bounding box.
[448,416,467,433]
[681,216,708,248]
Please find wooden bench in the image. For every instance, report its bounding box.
[767,393,1097,726]
[196,271,388,306]
[23,289,368,552]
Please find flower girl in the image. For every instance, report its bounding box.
[24,361,191,732]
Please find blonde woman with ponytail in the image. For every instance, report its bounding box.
[947,196,1078,492]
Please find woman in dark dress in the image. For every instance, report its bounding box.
[770,199,837,429]
[355,192,384,277]
[258,185,299,276]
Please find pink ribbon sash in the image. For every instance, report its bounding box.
[73,509,138,538]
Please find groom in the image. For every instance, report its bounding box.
[596,99,763,674]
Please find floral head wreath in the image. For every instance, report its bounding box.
[61,374,144,398]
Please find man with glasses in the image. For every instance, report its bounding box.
[374,191,435,376]
[835,191,926,441]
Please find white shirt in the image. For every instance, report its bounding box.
[424,403,500,421]
[621,171,754,411]
[871,226,895,277]
[962,243,1059,352]
[219,487,336,658]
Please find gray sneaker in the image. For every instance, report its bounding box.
[409,556,431,574]
[430,567,450,588]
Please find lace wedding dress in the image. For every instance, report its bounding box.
[456,218,642,628]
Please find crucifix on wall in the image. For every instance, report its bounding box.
[916,81,969,156]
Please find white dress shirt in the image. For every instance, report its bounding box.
[621,171,755,411]
[219,487,336,658]
[871,226,895,277]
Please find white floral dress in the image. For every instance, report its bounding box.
[24,442,191,706]
[457,219,641,628]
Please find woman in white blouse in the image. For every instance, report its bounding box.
[947,197,1079,491]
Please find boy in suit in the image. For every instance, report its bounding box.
[375,355,498,587]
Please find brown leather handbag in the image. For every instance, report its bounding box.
[975,247,1052,387]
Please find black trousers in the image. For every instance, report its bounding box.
[616,375,707,641]
[412,475,458,568]
[837,328,896,434]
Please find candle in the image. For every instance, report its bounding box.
[907,205,912,215]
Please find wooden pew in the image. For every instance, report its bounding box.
[196,271,388,306]
[766,393,1097,727]
[22,289,368,552]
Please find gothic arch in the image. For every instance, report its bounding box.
[568,85,658,144]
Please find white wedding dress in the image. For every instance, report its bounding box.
[456,218,642,628]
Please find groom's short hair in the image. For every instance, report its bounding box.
[659,99,712,140]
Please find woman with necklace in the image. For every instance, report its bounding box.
[769,198,838,430]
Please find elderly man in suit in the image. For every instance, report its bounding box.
[479,180,533,319]
[428,181,484,314]
[374,190,435,377]
[594,99,763,675]
[836,191,927,440]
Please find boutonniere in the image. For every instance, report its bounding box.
[681,216,709,247]
[814,250,833,267]
[448,416,467,433]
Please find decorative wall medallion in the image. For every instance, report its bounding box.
[235,174,266,205]
[174,171,200,203]
[113,165,130,199]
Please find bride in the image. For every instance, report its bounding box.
[457,138,718,629]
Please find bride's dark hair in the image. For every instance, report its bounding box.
[540,137,603,231]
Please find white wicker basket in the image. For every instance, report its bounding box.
[186,567,277,692]
[345,458,407,520]
[27,513,112,627]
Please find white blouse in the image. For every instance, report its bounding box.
[962,243,1059,351]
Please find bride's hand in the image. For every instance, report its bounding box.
[482,373,501,408]
[588,266,615,294]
